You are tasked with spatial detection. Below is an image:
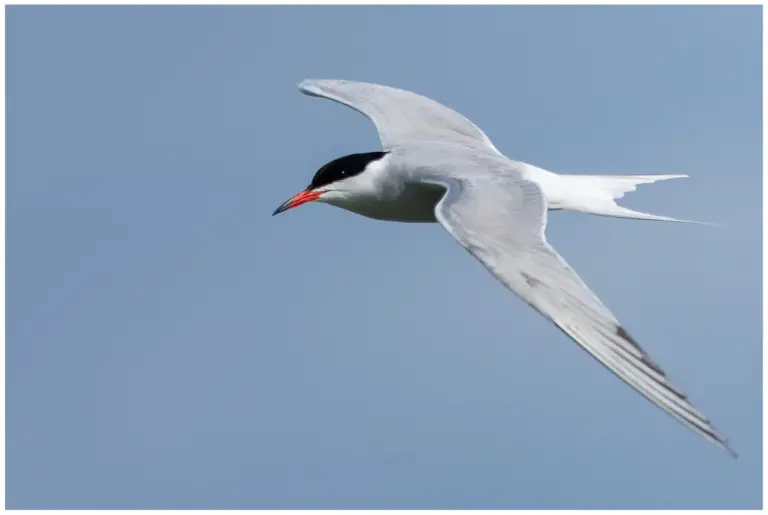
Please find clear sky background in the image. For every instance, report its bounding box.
[7,5,762,509]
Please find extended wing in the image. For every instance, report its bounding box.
[426,172,735,457]
[299,79,500,153]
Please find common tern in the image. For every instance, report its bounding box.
[273,79,734,457]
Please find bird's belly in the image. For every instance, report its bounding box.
[331,182,444,223]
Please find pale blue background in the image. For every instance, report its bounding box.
[7,5,762,509]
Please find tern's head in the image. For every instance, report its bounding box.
[272,151,389,216]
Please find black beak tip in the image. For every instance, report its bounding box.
[272,203,289,216]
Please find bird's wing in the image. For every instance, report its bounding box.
[299,79,500,153]
[423,171,735,456]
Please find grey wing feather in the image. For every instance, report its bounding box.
[426,173,735,457]
[299,79,500,153]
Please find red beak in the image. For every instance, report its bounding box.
[272,189,323,216]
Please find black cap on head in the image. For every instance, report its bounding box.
[309,151,389,190]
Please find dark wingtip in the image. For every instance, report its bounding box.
[616,325,737,458]
[616,325,669,380]
[718,438,738,459]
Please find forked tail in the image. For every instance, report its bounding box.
[561,174,717,225]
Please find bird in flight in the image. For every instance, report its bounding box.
[273,79,734,457]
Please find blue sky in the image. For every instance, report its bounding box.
[7,5,761,509]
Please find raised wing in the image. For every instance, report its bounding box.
[299,79,500,153]
[427,173,735,457]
